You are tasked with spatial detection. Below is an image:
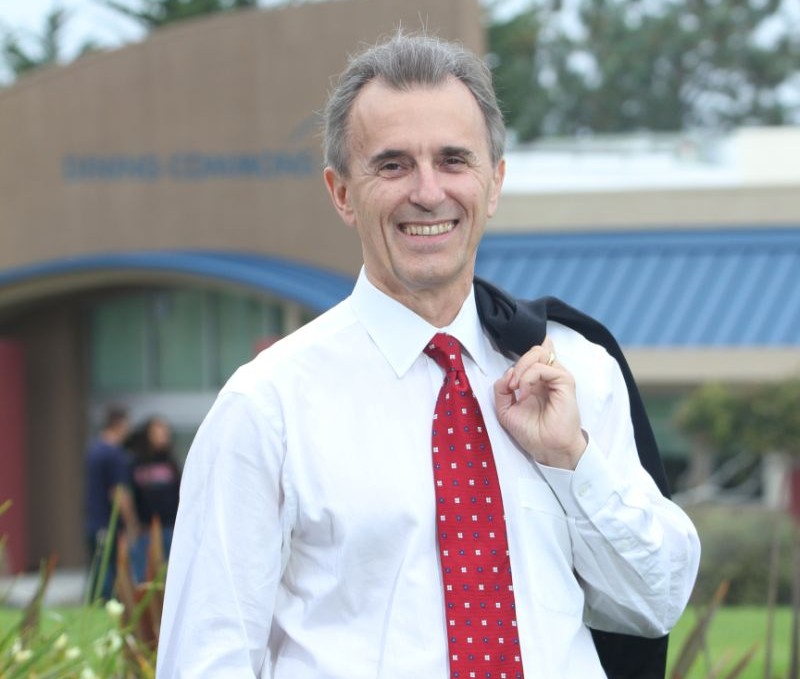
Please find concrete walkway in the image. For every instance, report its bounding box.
[0,568,87,608]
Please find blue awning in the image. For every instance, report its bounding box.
[2,227,798,348]
[0,251,354,313]
[476,227,800,348]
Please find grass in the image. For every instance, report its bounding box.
[668,606,794,679]
[0,604,794,678]
[0,605,110,648]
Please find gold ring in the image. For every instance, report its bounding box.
[546,351,556,366]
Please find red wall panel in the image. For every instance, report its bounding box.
[0,340,27,573]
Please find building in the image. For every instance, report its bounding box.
[0,0,798,573]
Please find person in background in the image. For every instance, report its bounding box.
[158,33,700,678]
[125,415,181,583]
[84,405,140,601]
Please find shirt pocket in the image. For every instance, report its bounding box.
[516,476,584,617]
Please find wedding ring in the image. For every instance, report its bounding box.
[546,351,556,366]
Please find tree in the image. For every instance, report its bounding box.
[676,379,800,457]
[1,6,102,82]
[100,0,259,30]
[675,379,800,506]
[2,8,64,77]
[488,0,800,140]
[3,7,78,79]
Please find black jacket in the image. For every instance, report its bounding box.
[474,277,669,679]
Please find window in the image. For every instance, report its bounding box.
[90,287,307,393]
[91,294,148,391]
[215,293,283,384]
[152,290,206,389]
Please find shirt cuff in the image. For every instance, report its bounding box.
[537,438,617,518]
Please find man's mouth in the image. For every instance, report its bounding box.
[400,221,457,236]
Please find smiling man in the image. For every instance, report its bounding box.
[323,76,504,329]
[157,34,700,679]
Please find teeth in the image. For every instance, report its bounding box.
[403,222,455,236]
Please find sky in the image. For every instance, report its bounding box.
[0,0,144,57]
[0,0,526,73]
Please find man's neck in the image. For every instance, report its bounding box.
[369,275,473,328]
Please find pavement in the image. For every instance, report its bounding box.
[0,568,87,608]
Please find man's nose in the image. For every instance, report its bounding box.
[409,165,446,210]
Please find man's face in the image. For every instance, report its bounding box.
[324,77,505,307]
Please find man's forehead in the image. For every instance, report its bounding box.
[348,77,487,151]
[353,75,472,109]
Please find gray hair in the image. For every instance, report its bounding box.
[323,33,506,177]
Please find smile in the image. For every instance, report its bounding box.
[401,221,457,236]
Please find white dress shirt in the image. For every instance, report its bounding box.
[157,270,700,678]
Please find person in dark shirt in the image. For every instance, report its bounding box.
[84,406,140,600]
[125,415,181,582]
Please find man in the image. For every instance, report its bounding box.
[157,34,700,677]
[84,405,140,600]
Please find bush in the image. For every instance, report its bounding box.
[687,504,794,606]
[0,500,164,678]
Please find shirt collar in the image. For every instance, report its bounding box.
[349,268,489,378]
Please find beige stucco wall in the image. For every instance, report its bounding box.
[0,0,485,570]
[0,0,797,569]
[0,0,483,277]
[628,348,800,386]
[491,184,800,232]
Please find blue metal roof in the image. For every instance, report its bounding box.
[476,227,800,348]
[2,228,798,348]
[0,251,354,313]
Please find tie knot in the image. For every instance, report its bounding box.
[424,332,465,374]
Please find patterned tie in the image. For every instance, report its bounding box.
[425,333,524,679]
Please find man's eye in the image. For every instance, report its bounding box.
[443,156,467,168]
[377,162,407,176]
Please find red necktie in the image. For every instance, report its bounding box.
[425,333,524,679]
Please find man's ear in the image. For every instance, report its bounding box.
[323,167,356,227]
[486,158,506,219]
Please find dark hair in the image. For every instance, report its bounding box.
[102,406,128,431]
[323,32,505,177]
[125,415,174,460]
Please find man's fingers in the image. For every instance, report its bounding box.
[493,369,517,414]
[508,337,556,389]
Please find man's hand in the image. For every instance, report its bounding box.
[493,337,587,470]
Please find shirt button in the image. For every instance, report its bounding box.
[576,483,591,498]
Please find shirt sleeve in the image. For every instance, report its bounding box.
[156,388,289,677]
[537,343,701,637]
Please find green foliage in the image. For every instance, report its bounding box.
[688,504,794,607]
[0,7,101,82]
[668,503,800,677]
[752,379,800,457]
[488,0,800,140]
[668,606,795,679]
[669,581,759,679]
[0,499,165,677]
[1,8,68,78]
[676,379,800,457]
[0,575,144,678]
[100,0,259,29]
[674,382,751,456]
[0,0,263,82]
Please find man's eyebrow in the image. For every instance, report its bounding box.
[367,146,479,169]
[440,146,472,156]
[440,146,478,162]
[368,149,408,168]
